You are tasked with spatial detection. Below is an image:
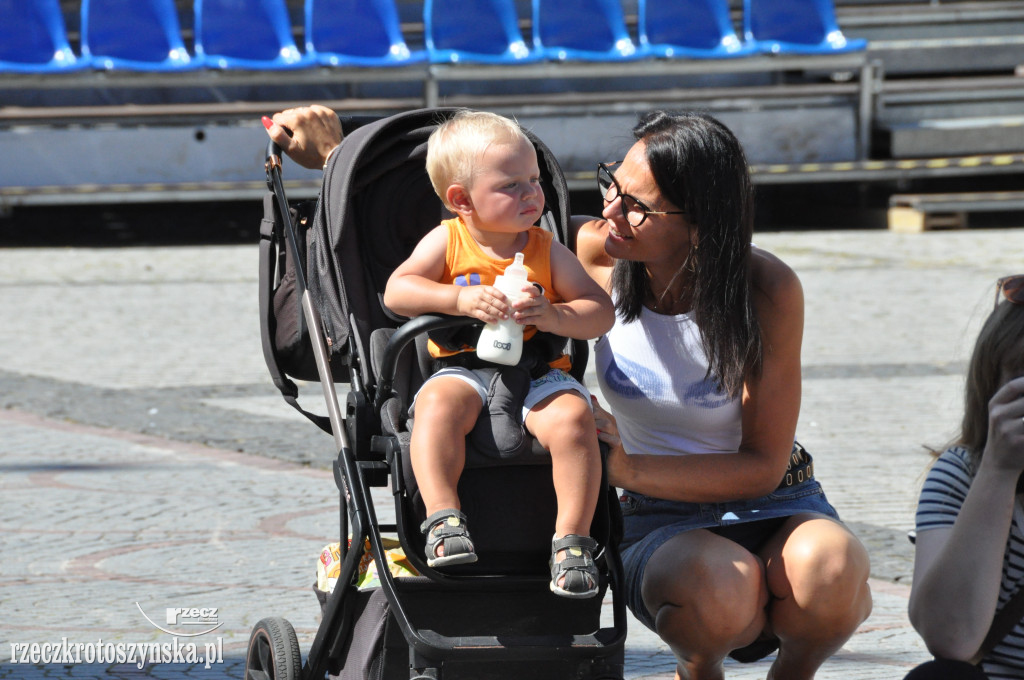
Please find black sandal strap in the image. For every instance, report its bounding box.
[551,534,597,554]
[420,508,467,534]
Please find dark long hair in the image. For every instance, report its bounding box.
[611,111,760,397]
[960,299,1024,467]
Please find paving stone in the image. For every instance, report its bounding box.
[4,228,1023,678]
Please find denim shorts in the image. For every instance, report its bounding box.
[619,478,840,632]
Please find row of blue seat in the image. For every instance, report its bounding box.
[0,0,866,74]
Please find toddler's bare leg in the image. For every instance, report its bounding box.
[525,391,601,539]
[410,377,484,517]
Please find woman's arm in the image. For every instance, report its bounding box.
[909,473,1016,660]
[599,250,802,502]
[909,376,1024,660]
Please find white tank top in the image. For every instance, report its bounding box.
[594,306,741,456]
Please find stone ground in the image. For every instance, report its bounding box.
[2,227,1022,678]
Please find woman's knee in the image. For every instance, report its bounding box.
[645,535,767,635]
[771,519,872,623]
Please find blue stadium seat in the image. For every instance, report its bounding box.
[0,0,84,73]
[638,0,756,59]
[531,0,645,62]
[194,0,315,69]
[743,0,867,55]
[81,0,198,71]
[424,0,540,64]
[305,0,425,67]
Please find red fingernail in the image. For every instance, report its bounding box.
[262,116,273,129]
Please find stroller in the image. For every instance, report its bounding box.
[252,108,627,680]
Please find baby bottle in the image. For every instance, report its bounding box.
[476,252,529,366]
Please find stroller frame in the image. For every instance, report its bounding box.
[250,110,628,680]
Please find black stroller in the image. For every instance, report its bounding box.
[252,108,627,680]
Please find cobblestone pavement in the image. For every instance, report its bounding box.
[2,228,1023,678]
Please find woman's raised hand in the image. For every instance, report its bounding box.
[983,375,1024,473]
[262,105,343,170]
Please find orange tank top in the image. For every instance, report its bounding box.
[427,217,570,371]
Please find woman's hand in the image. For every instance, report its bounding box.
[262,105,343,170]
[909,374,1024,659]
[592,396,631,488]
[982,375,1024,474]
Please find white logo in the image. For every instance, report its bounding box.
[136,604,223,637]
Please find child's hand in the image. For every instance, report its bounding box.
[455,285,512,324]
[511,284,560,332]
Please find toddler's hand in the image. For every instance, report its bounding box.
[456,285,511,324]
[511,284,559,332]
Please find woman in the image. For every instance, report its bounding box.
[575,111,871,680]
[263,107,873,680]
[905,275,1024,679]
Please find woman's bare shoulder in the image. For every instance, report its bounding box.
[750,246,803,316]
[752,246,800,294]
[572,215,614,286]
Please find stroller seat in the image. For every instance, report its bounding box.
[370,317,603,575]
[254,107,626,680]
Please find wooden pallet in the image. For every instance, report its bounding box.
[887,190,1024,232]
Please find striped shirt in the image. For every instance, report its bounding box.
[916,446,1024,677]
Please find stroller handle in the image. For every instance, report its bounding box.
[264,115,381,166]
[375,314,480,411]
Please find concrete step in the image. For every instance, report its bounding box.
[887,114,1024,157]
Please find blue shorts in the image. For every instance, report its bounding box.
[619,479,840,632]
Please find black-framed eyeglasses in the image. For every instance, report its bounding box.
[995,274,1024,310]
[597,161,684,227]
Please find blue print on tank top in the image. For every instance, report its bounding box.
[603,355,646,398]
[684,376,732,409]
[604,354,731,409]
[454,273,481,287]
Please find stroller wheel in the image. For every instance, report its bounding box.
[246,617,301,680]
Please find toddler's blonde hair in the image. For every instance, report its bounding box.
[426,110,531,210]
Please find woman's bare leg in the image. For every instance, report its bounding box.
[642,530,769,680]
[760,514,872,680]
